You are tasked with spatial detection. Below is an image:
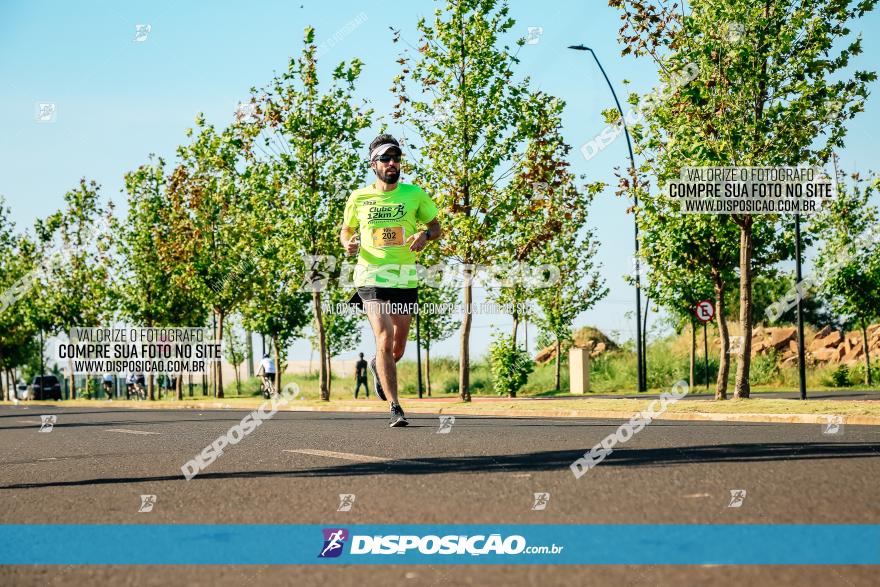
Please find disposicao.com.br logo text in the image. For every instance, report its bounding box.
[319,529,564,557]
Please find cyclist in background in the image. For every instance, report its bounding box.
[257,353,277,398]
[102,373,114,400]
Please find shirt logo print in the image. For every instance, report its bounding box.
[367,203,406,221]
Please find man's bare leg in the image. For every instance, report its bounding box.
[364,303,413,405]
[364,302,398,404]
[390,312,413,394]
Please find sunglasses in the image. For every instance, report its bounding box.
[374,154,401,163]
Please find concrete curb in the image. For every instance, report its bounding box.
[5,399,880,425]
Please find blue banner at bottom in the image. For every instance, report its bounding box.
[0,524,877,565]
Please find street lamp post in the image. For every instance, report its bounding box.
[569,44,646,392]
[416,291,424,399]
[794,214,808,400]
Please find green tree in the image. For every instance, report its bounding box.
[0,201,39,400]
[237,158,312,395]
[532,181,607,393]
[489,92,606,355]
[637,184,737,398]
[392,0,547,401]
[118,156,209,400]
[161,119,255,398]
[612,0,876,397]
[34,179,114,398]
[487,91,607,392]
[812,171,880,385]
[488,333,533,397]
[244,27,372,401]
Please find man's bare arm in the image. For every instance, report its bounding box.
[423,217,442,241]
[407,217,442,252]
[340,226,358,255]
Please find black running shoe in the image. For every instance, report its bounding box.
[370,357,387,401]
[389,403,409,428]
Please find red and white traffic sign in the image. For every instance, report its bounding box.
[694,300,715,323]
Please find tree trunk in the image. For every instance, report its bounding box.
[734,220,753,398]
[216,309,225,398]
[511,315,519,347]
[148,374,155,401]
[273,336,282,396]
[688,320,696,390]
[68,358,76,400]
[861,320,873,386]
[176,372,183,401]
[326,351,333,394]
[714,274,730,400]
[312,291,329,401]
[426,346,432,397]
[554,338,561,393]
[458,278,473,402]
[457,2,472,404]
[246,329,254,379]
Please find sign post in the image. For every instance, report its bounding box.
[694,300,715,391]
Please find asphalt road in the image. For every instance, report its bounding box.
[1,405,878,586]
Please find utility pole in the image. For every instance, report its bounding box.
[568,44,646,392]
[794,214,808,400]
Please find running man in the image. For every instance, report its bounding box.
[340,134,442,427]
[353,352,369,399]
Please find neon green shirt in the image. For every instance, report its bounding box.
[343,182,439,288]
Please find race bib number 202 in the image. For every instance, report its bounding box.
[372,226,404,248]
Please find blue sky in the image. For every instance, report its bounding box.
[2,0,878,363]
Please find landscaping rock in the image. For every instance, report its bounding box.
[810,330,842,351]
[813,325,832,340]
[770,327,797,350]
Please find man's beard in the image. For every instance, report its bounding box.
[376,168,399,184]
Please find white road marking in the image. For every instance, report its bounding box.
[283,449,432,466]
[105,428,161,435]
[283,449,387,462]
[37,457,57,461]
[683,493,712,498]
[18,419,43,424]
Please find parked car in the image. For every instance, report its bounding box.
[28,376,62,400]
[15,380,28,400]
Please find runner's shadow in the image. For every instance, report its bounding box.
[0,418,232,431]
[1,442,877,490]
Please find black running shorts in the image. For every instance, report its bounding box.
[347,287,419,315]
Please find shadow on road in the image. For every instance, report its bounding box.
[2,442,877,490]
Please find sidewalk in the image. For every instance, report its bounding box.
[6,395,880,425]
